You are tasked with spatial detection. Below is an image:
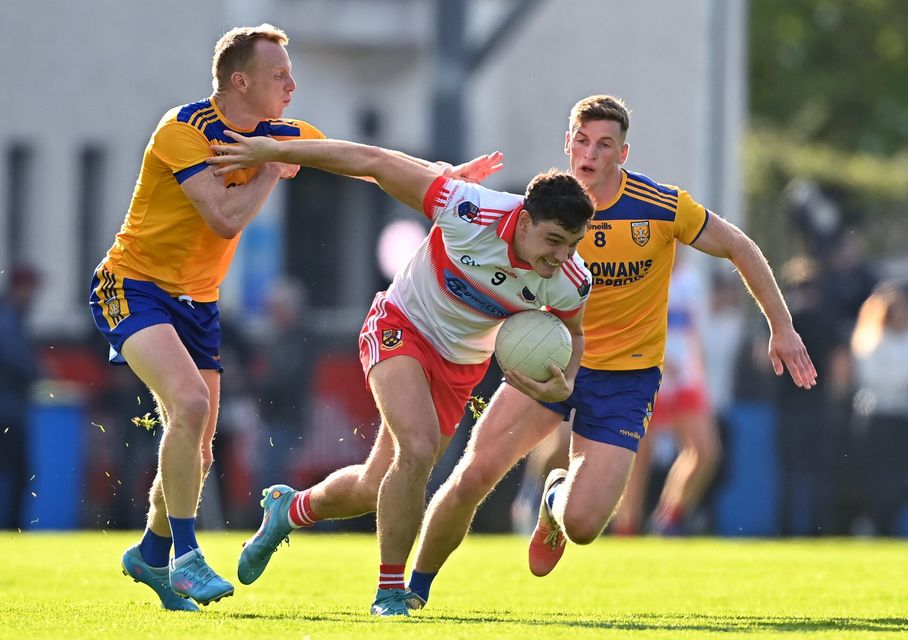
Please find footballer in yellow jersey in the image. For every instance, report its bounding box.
[88,25,316,611]
[406,95,817,602]
[101,98,324,302]
[578,169,707,370]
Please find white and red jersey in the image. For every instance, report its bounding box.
[384,176,591,365]
[661,259,710,393]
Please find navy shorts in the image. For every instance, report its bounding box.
[541,366,662,452]
[88,268,223,372]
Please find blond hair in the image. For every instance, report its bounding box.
[212,24,289,91]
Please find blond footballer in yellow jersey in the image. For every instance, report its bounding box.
[405,95,818,607]
[89,25,313,610]
[102,102,323,301]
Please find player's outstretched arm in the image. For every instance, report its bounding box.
[209,131,438,211]
[691,214,818,389]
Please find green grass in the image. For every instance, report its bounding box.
[0,532,906,639]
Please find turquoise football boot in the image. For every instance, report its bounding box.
[237,484,297,585]
[169,548,234,605]
[370,588,411,616]
[121,545,199,611]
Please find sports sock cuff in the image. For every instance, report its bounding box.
[289,489,320,528]
[379,563,406,590]
[167,516,199,558]
[546,484,560,511]
[139,528,173,568]
[407,570,437,602]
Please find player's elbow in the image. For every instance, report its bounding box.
[208,218,242,239]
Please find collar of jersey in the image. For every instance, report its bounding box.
[593,169,628,215]
[496,203,533,270]
[209,97,258,134]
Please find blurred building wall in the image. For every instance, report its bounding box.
[0,0,744,335]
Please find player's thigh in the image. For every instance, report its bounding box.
[564,432,636,528]
[121,324,209,412]
[459,383,562,481]
[368,355,440,454]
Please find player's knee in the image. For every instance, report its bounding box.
[356,470,382,505]
[396,431,440,470]
[452,458,501,502]
[562,508,608,545]
[169,387,211,432]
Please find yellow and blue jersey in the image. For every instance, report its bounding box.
[579,169,708,370]
[100,98,324,301]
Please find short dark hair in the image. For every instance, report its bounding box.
[524,169,594,234]
[569,95,630,140]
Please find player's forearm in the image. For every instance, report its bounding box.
[272,139,385,178]
[728,236,793,333]
[207,166,281,238]
[564,332,585,386]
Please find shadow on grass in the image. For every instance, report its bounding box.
[224,609,908,633]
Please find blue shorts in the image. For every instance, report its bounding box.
[88,269,223,372]
[541,366,662,452]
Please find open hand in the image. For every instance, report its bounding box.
[208,130,279,176]
[447,151,504,183]
[503,364,572,403]
[769,327,818,389]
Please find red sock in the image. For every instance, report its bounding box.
[378,563,406,590]
[288,489,320,528]
[661,506,685,526]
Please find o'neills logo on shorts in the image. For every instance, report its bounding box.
[619,429,641,440]
[381,329,403,350]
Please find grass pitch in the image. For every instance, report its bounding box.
[0,531,905,639]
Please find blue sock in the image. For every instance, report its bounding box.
[167,516,199,558]
[407,570,437,604]
[546,483,560,511]
[138,528,172,568]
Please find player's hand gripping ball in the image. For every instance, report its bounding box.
[495,310,572,382]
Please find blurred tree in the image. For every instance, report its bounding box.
[751,0,908,156]
[747,1,908,264]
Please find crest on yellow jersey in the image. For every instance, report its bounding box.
[631,220,651,246]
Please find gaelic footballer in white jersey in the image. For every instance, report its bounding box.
[372,176,592,366]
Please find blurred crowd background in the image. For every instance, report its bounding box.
[1,0,907,536]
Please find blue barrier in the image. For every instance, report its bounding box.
[714,402,780,536]
[24,388,86,530]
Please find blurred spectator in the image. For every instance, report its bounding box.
[703,270,747,419]
[819,233,877,332]
[846,280,908,535]
[612,255,722,536]
[774,257,852,536]
[214,310,266,528]
[0,264,42,529]
[786,179,876,330]
[252,279,319,487]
